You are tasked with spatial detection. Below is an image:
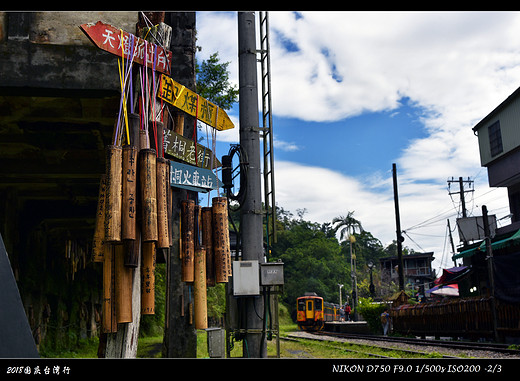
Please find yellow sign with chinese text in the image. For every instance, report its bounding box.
[159,74,234,131]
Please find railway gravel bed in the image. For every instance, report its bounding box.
[288,330,520,359]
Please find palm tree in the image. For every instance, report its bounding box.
[332,211,363,242]
[332,212,363,319]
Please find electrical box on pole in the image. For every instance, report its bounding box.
[232,260,261,296]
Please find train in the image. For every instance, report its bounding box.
[296,293,342,331]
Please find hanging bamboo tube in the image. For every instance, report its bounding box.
[212,197,231,283]
[201,207,215,287]
[114,243,133,323]
[194,245,208,329]
[102,243,117,333]
[156,121,164,158]
[128,113,140,147]
[139,129,150,151]
[141,241,156,315]
[92,175,107,262]
[194,205,201,245]
[181,199,195,283]
[123,239,139,269]
[156,157,170,249]
[122,145,138,241]
[140,149,158,242]
[105,145,123,243]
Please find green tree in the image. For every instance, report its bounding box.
[332,212,363,242]
[332,212,364,313]
[196,52,238,110]
[270,214,346,317]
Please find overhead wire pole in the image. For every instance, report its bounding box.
[482,205,499,342]
[392,163,405,291]
[447,176,474,218]
[237,11,266,358]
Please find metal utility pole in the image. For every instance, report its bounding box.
[237,11,266,358]
[392,163,405,291]
[448,177,473,246]
[447,177,474,219]
[482,205,499,342]
[447,219,457,266]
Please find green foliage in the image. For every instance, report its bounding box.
[269,207,413,321]
[357,297,388,334]
[207,283,226,321]
[271,213,347,312]
[196,52,238,110]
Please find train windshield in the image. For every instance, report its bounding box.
[314,298,323,310]
[297,299,306,311]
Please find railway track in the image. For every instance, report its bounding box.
[314,331,520,357]
[286,332,462,359]
[282,335,393,358]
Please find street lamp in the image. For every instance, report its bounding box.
[338,284,344,307]
[367,260,375,297]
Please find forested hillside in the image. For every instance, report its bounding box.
[265,207,414,317]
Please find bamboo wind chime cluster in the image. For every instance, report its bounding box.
[180,197,232,329]
[91,30,172,334]
[90,22,233,333]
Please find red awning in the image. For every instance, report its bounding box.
[434,266,470,286]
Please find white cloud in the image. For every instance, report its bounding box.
[274,137,301,152]
[274,160,509,271]
[196,11,519,271]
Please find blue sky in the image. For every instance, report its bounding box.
[195,11,520,272]
[270,97,430,179]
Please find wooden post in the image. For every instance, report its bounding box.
[201,207,215,287]
[181,199,195,282]
[92,175,107,262]
[174,114,184,135]
[102,243,117,333]
[105,236,142,358]
[212,197,230,283]
[194,246,207,329]
[167,178,173,247]
[105,145,122,243]
[162,11,197,358]
[140,149,158,242]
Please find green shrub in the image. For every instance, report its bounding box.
[357,297,388,334]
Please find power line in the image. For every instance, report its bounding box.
[404,206,459,232]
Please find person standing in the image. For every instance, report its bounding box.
[381,308,391,335]
[344,304,351,321]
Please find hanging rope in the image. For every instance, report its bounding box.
[115,30,138,145]
[193,94,199,166]
[151,44,158,154]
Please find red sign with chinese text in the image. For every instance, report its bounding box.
[80,21,172,75]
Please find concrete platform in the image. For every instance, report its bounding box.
[324,321,371,334]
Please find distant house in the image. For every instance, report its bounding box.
[379,252,435,298]
[472,86,520,234]
[454,87,520,303]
